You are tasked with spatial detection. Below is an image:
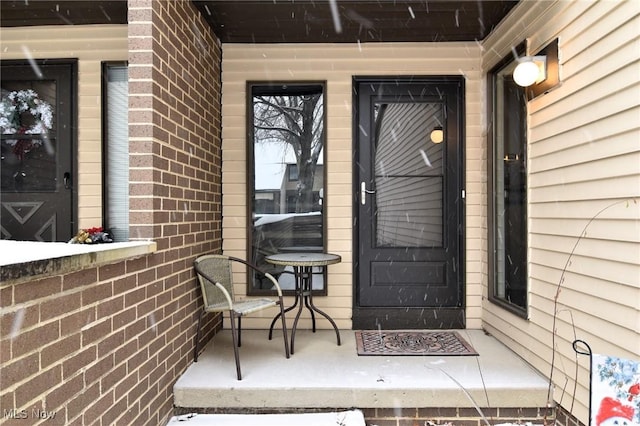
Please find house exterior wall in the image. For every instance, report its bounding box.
[0,25,128,230]
[481,1,640,424]
[0,1,223,424]
[220,43,486,329]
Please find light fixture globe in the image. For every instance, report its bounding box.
[430,126,444,144]
[513,58,540,87]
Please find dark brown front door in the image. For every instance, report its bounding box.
[1,61,76,242]
[353,77,465,329]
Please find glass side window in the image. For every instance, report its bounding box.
[248,82,326,295]
[103,63,129,242]
[489,54,528,314]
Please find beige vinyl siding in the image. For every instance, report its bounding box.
[482,0,640,424]
[221,42,485,329]
[0,25,128,230]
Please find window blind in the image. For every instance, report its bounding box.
[105,66,129,241]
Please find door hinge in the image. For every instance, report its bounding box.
[461,189,466,199]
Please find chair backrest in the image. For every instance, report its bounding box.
[194,255,235,307]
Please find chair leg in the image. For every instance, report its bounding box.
[193,309,205,362]
[229,311,242,380]
[237,316,242,347]
[278,297,290,359]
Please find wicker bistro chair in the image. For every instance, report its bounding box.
[193,254,290,380]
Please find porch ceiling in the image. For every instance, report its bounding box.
[1,1,519,43]
[0,1,128,27]
[193,0,519,43]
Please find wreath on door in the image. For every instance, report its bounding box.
[0,89,54,160]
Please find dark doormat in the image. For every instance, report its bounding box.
[355,330,478,356]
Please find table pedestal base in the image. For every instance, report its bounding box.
[269,265,341,354]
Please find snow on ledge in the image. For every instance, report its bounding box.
[0,240,157,284]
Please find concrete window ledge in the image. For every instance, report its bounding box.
[0,240,157,285]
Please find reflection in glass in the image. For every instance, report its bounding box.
[1,81,57,192]
[373,102,444,248]
[249,84,325,294]
[492,60,528,309]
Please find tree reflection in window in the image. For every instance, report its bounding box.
[248,83,326,295]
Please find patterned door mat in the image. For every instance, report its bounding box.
[355,330,478,356]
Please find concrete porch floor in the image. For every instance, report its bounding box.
[174,329,550,411]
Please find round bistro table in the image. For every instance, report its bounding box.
[265,252,341,354]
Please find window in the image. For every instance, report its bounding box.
[488,49,528,315]
[103,63,129,242]
[248,82,326,295]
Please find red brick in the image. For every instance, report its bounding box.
[97,330,125,358]
[126,349,148,373]
[14,276,62,303]
[114,372,138,401]
[0,285,13,308]
[66,383,99,420]
[62,346,97,379]
[0,391,15,415]
[63,268,98,291]
[114,340,137,365]
[12,321,60,357]
[82,282,113,306]
[101,396,128,426]
[14,365,61,407]
[100,363,127,392]
[0,304,38,338]
[40,292,81,321]
[61,307,96,335]
[113,274,137,295]
[46,373,84,411]
[126,257,148,274]
[112,306,137,330]
[84,354,114,385]
[41,334,81,368]
[97,295,124,319]
[82,390,114,424]
[98,262,126,281]
[125,287,146,307]
[137,298,155,318]
[0,352,39,389]
[81,318,111,346]
[137,269,157,285]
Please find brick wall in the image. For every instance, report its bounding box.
[174,406,556,426]
[0,1,222,425]
[361,406,553,426]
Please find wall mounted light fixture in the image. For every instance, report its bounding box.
[513,56,547,87]
[513,38,560,100]
[430,126,444,144]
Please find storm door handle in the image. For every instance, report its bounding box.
[360,181,375,205]
[63,172,72,189]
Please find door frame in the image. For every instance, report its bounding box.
[351,76,466,329]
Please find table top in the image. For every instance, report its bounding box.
[265,252,341,267]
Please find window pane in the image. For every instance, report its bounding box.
[491,58,528,311]
[104,64,129,242]
[249,83,325,294]
[373,102,444,248]
[1,81,57,192]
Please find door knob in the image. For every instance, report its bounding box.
[360,181,375,205]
